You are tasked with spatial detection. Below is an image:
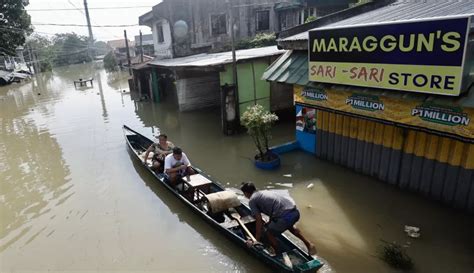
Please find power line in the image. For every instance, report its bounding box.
[0,26,133,41]
[28,6,152,11]
[67,0,85,16]
[32,22,139,27]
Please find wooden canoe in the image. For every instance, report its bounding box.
[123,125,323,273]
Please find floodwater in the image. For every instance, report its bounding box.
[0,63,472,273]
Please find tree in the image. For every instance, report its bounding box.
[93,41,110,56]
[25,34,53,72]
[103,51,118,72]
[0,0,32,56]
[52,33,91,66]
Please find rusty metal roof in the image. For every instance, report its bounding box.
[282,0,474,42]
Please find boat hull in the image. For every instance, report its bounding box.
[123,125,322,273]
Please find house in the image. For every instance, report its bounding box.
[263,0,474,211]
[131,0,358,134]
[134,34,155,57]
[138,0,356,59]
[106,39,136,66]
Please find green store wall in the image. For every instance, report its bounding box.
[220,60,271,119]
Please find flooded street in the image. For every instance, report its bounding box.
[1,63,473,273]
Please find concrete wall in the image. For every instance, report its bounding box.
[153,0,292,57]
[152,19,173,59]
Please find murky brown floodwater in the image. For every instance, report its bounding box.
[1,63,473,273]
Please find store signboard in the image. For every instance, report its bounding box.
[308,16,472,96]
[294,85,474,140]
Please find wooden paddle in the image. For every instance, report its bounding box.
[229,210,257,242]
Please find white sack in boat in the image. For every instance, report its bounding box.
[206,191,241,213]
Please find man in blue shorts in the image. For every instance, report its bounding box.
[240,182,317,255]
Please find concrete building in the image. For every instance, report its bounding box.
[106,39,136,66]
[134,34,155,57]
[138,0,356,59]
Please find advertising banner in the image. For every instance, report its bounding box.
[308,16,472,96]
[294,85,474,140]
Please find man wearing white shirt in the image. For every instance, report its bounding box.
[164,147,194,187]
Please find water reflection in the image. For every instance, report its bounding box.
[0,75,72,250]
[106,71,129,90]
[95,70,108,121]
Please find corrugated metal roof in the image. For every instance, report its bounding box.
[148,46,285,68]
[282,0,474,42]
[261,50,308,86]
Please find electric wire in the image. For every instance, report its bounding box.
[28,6,152,11]
[32,22,139,27]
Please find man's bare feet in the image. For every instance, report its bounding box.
[308,243,317,255]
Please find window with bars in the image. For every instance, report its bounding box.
[211,14,227,35]
[256,10,270,31]
[156,24,164,43]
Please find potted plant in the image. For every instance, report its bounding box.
[241,104,280,169]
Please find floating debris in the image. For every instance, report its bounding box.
[283,174,292,178]
[306,204,313,209]
[404,225,421,238]
[274,182,293,188]
[306,183,314,189]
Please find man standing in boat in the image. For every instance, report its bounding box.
[143,133,175,172]
[240,182,317,256]
[164,147,195,187]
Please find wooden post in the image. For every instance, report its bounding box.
[124,30,132,76]
[140,30,144,63]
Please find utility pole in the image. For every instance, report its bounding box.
[83,0,94,58]
[227,0,240,132]
[124,30,132,76]
[140,30,144,63]
[228,2,238,92]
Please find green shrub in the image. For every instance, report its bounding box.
[237,33,276,50]
[241,104,278,160]
[305,16,317,23]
